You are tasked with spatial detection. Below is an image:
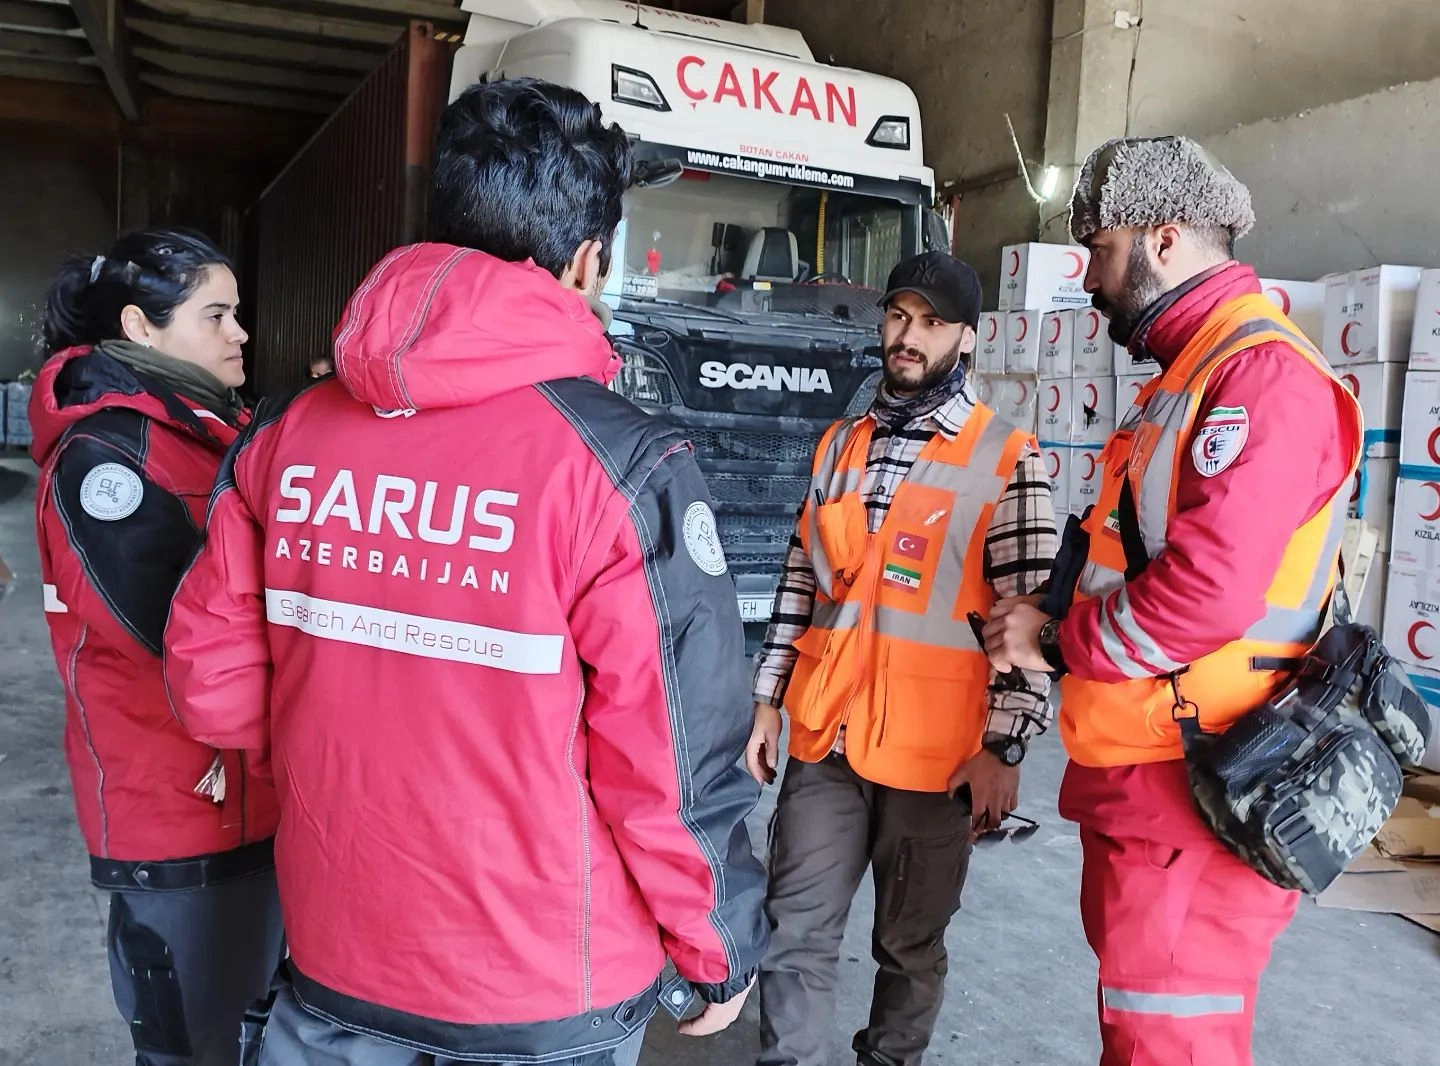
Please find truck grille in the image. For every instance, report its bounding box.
[702,471,811,510]
[686,428,818,465]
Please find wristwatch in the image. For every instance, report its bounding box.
[1038,617,1068,676]
[983,736,1027,767]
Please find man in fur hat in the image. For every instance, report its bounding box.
[982,136,1363,1066]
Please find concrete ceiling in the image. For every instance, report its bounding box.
[0,0,754,120]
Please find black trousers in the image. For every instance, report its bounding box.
[757,754,973,1066]
[107,868,285,1065]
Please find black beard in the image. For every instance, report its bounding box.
[1094,235,1168,347]
[882,342,962,395]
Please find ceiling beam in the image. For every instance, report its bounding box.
[0,27,89,61]
[140,71,337,114]
[133,46,356,96]
[308,0,466,22]
[127,17,381,72]
[0,56,98,84]
[68,0,142,120]
[0,0,81,36]
[131,0,407,45]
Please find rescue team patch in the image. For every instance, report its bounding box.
[883,563,922,590]
[893,532,929,560]
[1192,405,1249,477]
[79,463,144,521]
[682,500,728,576]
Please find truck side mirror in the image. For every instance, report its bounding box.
[922,209,950,253]
[633,158,684,189]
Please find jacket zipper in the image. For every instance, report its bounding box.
[68,625,107,855]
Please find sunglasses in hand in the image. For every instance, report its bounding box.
[953,782,1040,846]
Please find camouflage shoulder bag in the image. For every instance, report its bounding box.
[1113,483,1431,895]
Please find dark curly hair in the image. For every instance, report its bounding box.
[430,77,634,277]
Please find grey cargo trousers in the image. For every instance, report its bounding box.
[758,753,973,1066]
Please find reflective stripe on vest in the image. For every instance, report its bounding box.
[1059,292,1364,768]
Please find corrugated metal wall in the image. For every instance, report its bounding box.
[244,22,451,396]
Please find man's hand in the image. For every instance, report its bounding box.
[676,978,755,1037]
[982,598,1052,673]
[948,749,1020,839]
[745,703,782,785]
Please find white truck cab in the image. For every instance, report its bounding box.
[452,0,942,641]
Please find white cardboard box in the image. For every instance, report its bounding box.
[1259,277,1325,343]
[1353,550,1387,633]
[1116,372,1154,416]
[1408,664,1440,773]
[1113,341,1159,377]
[998,243,1091,313]
[1069,445,1103,516]
[975,312,1005,375]
[1391,473,1440,573]
[1384,564,1440,672]
[1039,311,1075,380]
[1408,269,1440,371]
[993,375,1039,433]
[1040,443,1071,514]
[1337,362,1405,457]
[1005,310,1042,375]
[1348,456,1398,545]
[1038,379,1073,442]
[1072,375,1118,445]
[1323,266,1423,365]
[1073,308,1113,375]
[1401,372,1440,469]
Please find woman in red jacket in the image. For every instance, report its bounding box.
[31,229,283,1065]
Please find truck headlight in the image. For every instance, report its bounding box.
[611,345,681,407]
[866,116,910,149]
[612,66,670,111]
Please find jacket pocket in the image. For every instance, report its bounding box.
[875,643,987,756]
[784,626,836,731]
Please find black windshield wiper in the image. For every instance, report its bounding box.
[621,297,747,323]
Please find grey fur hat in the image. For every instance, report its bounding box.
[1068,135,1255,244]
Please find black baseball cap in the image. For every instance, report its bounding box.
[877,252,983,326]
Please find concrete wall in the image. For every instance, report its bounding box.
[1204,77,1440,281]
[1128,0,1440,137]
[764,0,1052,304]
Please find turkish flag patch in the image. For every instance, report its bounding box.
[893,532,929,560]
[1191,405,1249,478]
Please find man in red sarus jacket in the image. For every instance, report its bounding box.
[163,78,768,1066]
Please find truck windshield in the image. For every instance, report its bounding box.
[618,170,915,312]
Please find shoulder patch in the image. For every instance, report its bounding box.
[683,500,728,576]
[1192,405,1249,478]
[78,463,144,521]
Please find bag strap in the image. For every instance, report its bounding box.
[1116,477,1151,581]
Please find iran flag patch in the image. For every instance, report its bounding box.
[1192,405,1249,477]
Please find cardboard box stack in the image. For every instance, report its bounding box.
[4,382,32,448]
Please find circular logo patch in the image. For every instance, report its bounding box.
[682,500,727,577]
[79,463,144,521]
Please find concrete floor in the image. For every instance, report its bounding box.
[0,454,1436,1065]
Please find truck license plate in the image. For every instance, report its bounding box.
[738,596,774,622]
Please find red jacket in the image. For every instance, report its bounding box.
[30,347,279,864]
[1059,263,1356,842]
[163,244,767,1058]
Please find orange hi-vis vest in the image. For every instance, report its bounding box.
[785,403,1035,792]
[1059,293,1364,768]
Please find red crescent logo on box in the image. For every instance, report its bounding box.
[1429,426,1440,464]
[1047,451,1060,478]
[1128,382,1143,403]
[1350,470,1362,505]
[1047,316,1062,344]
[1064,251,1085,279]
[1409,620,1436,662]
[1080,453,1097,479]
[1007,250,1021,277]
[1013,381,1030,403]
[1421,482,1440,522]
[1340,321,1361,357]
[1084,311,1101,341]
[985,317,999,342]
[1014,316,1029,342]
[1265,286,1291,314]
[1084,383,1099,407]
[1341,373,1360,397]
[1047,386,1061,412]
